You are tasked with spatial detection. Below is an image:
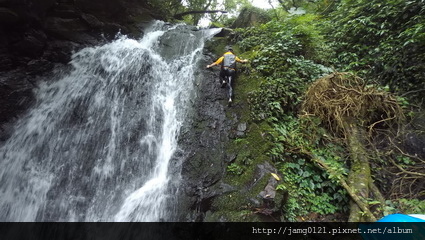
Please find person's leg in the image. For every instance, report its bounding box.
[219,68,225,81]
[219,68,226,87]
[228,69,236,83]
[227,69,236,103]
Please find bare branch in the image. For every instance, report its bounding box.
[174,10,227,20]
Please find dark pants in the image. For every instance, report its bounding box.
[219,68,236,100]
[219,68,236,82]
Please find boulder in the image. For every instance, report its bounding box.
[102,22,129,37]
[236,122,247,137]
[211,27,233,38]
[258,176,278,206]
[231,7,271,28]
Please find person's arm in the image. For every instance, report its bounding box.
[236,56,248,63]
[206,56,224,68]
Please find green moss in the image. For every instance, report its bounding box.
[205,37,229,57]
[205,209,263,222]
[204,35,291,221]
[208,175,270,221]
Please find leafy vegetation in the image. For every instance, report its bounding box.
[328,0,425,100]
[219,12,353,220]
[204,0,425,222]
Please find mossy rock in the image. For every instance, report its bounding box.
[202,35,286,222]
[231,7,271,28]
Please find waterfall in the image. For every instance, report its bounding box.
[0,21,220,222]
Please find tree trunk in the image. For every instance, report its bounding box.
[343,118,377,222]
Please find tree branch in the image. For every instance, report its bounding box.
[174,10,228,20]
[303,149,377,222]
[277,0,290,12]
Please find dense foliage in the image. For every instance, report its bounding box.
[234,15,332,120]
[328,0,425,99]
[227,14,351,220]
[221,0,425,221]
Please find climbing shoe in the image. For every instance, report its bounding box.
[221,80,226,88]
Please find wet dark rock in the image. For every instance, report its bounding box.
[0,70,35,124]
[43,40,79,63]
[199,182,237,204]
[158,25,201,60]
[80,13,104,29]
[48,1,79,19]
[227,153,237,163]
[12,29,47,57]
[102,22,129,37]
[0,7,19,25]
[26,58,54,75]
[212,27,233,37]
[49,9,80,19]
[177,48,238,221]
[44,17,94,43]
[75,0,124,20]
[0,53,14,71]
[45,16,88,31]
[0,0,158,139]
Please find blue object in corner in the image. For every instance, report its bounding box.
[360,214,425,240]
[377,213,425,222]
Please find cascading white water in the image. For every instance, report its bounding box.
[0,21,220,222]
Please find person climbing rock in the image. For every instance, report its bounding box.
[206,47,248,103]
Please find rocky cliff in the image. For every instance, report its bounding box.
[0,0,160,139]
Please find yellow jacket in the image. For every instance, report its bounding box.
[213,51,244,66]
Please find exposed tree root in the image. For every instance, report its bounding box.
[301,72,403,221]
[372,130,425,200]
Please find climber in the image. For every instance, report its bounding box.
[206,47,248,103]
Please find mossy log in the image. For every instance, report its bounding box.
[344,119,376,222]
[309,151,377,222]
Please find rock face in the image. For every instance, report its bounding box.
[0,0,159,140]
[231,7,271,28]
[175,50,238,221]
